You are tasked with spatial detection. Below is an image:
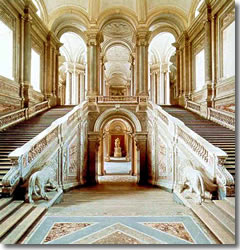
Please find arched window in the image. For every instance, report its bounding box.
[31,49,41,92]
[0,20,13,79]
[195,0,204,18]
[195,49,205,91]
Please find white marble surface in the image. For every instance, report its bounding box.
[104,161,131,174]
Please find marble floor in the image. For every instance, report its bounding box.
[23,179,220,245]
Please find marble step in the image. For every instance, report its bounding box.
[202,202,235,235]
[1,206,46,244]
[0,203,34,239]
[224,197,235,207]
[0,200,24,222]
[213,200,235,219]
[191,204,235,244]
[0,197,13,209]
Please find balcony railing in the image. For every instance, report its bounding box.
[97,96,139,103]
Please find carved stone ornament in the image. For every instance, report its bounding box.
[103,21,132,38]
[27,159,59,203]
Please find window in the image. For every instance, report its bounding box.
[195,49,205,91]
[0,20,13,79]
[222,21,235,78]
[31,49,41,92]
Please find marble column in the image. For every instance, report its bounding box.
[160,71,165,105]
[165,71,170,105]
[80,72,85,103]
[65,70,72,105]
[100,56,104,96]
[172,43,180,98]
[136,32,149,96]
[87,33,101,97]
[131,60,135,96]
[23,9,32,108]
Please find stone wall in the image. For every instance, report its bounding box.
[0,0,61,115]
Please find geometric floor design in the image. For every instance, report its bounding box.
[25,216,212,244]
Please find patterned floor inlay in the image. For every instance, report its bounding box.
[43,223,92,243]
[144,223,194,243]
[93,231,141,244]
[26,216,212,244]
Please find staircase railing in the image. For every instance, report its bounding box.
[2,102,88,196]
[0,101,49,131]
[150,102,234,199]
[208,108,235,131]
[185,100,235,131]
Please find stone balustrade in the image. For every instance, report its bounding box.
[0,101,49,131]
[148,102,234,199]
[97,96,139,103]
[185,100,201,115]
[2,101,88,195]
[208,108,235,131]
[185,100,235,131]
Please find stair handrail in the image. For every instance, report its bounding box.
[185,100,201,115]
[2,101,87,195]
[0,100,50,131]
[208,107,235,131]
[185,100,235,131]
[150,102,234,198]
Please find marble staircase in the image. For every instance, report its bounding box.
[0,106,74,195]
[0,197,46,244]
[161,106,235,182]
[191,198,235,244]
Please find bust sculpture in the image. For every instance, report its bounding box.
[114,138,122,157]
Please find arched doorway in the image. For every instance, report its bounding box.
[98,118,136,180]
[88,108,147,185]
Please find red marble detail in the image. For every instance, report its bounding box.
[93,231,141,244]
[0,104,19,116]
[216,104,235,113]
[43,223,91,243]
[144,222,194,243]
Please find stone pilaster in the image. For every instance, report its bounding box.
[135,133,148,184]
[87,133,100,185]
[23,6,32,108]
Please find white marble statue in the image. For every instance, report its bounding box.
[179,160,218,205]
[114,138,122,157]
[28,160,59,203]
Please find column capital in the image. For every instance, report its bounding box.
[136,30,151,46]
[86,30,103,46]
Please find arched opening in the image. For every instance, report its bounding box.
[99,18,135,97]
[58,32,87,105]
[148,32,176,105]
[97,118,138,183]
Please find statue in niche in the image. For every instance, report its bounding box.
[114,138,122,157]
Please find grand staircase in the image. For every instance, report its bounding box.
[0,197,46,244]
[161,106,235,181]
[0,106,74,195]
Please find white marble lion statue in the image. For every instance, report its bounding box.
[179,160,217,204]
[28,160,59,203]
